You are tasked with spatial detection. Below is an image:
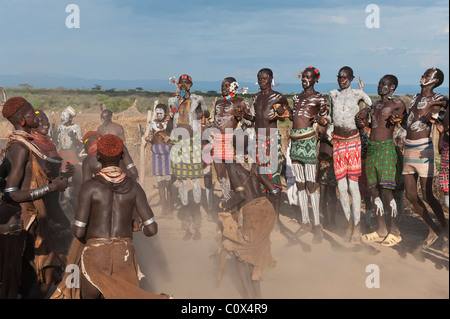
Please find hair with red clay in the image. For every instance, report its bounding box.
[97,134,123,157]
[2,97,27,118]
[83,131,102,144]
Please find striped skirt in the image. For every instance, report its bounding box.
[403,137,434,178]
[151,144,172,176]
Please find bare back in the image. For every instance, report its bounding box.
[75,176,152,240]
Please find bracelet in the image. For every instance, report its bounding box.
[73,220,87,228]
[269,188,280,195]
[126,163,136,170]
[29,185,50,200]
[142,217,156,226]
[4,187,19,193]
[235,186,245,192]
[140,217,156,231]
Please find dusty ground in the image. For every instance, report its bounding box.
[132,174,449,300]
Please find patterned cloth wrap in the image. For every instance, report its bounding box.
[332,132,362,181]
[255,131,284,190]
[366,139,399,190]
[318,152,337,187]
[212,132,234,161]
[289,126,317,164]
[403,137,434,178]
[440,141,449,192]
[60,150,80,166]
[151,144,172,176]
[170,137,203,179]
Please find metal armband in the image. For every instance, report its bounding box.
[29,185,50,200]
[126,163,136,170]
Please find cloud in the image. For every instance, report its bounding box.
[330,16,348,24]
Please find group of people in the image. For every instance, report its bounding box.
[0,64,448,299]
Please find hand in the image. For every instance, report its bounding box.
[61,163,75,178]
[145,136,152,143]
[311,115,327,126]
[132,219,140,232]
[5,215,23,235]
[422,111,439,124]
[358,76,364,91]
[50,176,68,192]
[388,114,402,125]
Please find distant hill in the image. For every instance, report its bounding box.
[1,72,449,95]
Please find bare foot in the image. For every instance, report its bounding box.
[312,224,323,244]
[351,223,361,244]
[343,220,353,242]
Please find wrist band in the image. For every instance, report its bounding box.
[142,217,156,226]
[29,185,50,200]
[270,188,280,195]
[74,220,87,228]
[126,163,136,170]
[4,187,19,193]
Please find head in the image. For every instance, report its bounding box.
[177,74,193,95]
[337,66,355,90]
[82,131,102,153]
[301,66,320,89]
[378,74,398,96]
[2,97,39,129]
[100,109,113,124]
[96,134,124,166]
[221,77,239,96]
[33,109,50,136]
[420,67,444,88]
[257,68,273,90]
[155,104,168,121]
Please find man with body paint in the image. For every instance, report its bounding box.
[168,74,209,240]
[325,66,372,244]
[401,67,448,251]
[356,74,406,247]
[212,77,251,205]
[251,68,290,228]
[145,104,174,218]
[288,66,329,243]
[55,106,83,212]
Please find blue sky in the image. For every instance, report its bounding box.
[0,0,448,89]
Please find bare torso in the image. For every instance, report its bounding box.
[253,90,288,136]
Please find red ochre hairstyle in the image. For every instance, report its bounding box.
[97,134,123,157]
[2,97,27,118]
[83,131,102,144]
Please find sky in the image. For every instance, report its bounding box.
[0,0,449,89]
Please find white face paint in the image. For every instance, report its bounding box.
[61,110,71,125]
[156,109,165,121]
[420,69,438,86]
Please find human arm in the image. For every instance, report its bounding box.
[71,181,92,242]
[359,90,373,107]
[388,100,407,125]
[123,145,138,180]
[4,143,68,203]
[134,184,158,237]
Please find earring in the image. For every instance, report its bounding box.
[21,120,26,126]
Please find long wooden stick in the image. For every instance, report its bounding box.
[139,109,153,188]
